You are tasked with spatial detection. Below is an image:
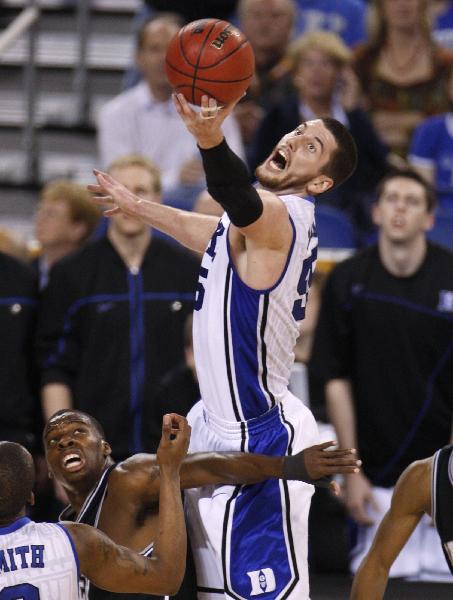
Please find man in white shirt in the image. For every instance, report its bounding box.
[97,14,245,201]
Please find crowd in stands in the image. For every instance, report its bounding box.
[2,0,453,593]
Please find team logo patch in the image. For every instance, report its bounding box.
[437,290,453,313]
[247,568,276,596]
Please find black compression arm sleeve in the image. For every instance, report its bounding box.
[198,139,263,227]
[283,452,331,488]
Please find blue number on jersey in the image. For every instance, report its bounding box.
[0,584,40,599]
[195,221,226,311]
[292,244,317,321]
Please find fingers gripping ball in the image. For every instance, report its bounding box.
[165,18,255,106]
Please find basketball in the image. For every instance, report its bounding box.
[165,18,255,106]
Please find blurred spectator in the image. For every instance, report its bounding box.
[234,0,297,151]
[310,170,453,579]
[408,66,453,208]
[33,180,101,289]
[294,0,367,48]
[37,155,199,461]
[431,0,453,50]
[353,0,453,157]
[0,251,38,452]
[0,227,29,262]
[98,13,244,207]
[147,313,199,451]
[248,31,390,234]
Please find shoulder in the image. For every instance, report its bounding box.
[392,458,431,515]
[427,242,453,265]
[330,246,376,279]
[0,252,37,291]
[52,239,107,275]
[98,84,144,120]
[109,454,160,498]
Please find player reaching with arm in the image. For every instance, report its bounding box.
[0,414,189,598]
[89,94,358,599]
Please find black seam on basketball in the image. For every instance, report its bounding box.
[166,59,253,84]
[177,27,198,69]
[196,40,252,69]
[192,20,219,104]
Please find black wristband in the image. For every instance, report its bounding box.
[198,140,263,227]
[283,453,332,488]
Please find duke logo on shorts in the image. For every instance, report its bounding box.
[247,568,276,595]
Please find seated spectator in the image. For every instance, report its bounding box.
[98,13,244,207]
[353,0,453,158]
[33,180,101,289]
[430,0,453,50]
[409,66,453,208]
[248,31,390,234]
[0,227,29,262]
[234,0,297,153]
[294,0,367,48]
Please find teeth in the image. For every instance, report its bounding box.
[63,453,80,466]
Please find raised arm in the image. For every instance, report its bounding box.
[67,413,190,596]
[350,458,432,600]
[88,174,219,253]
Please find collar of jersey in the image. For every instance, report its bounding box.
[0,516,31,535]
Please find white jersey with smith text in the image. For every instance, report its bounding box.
[0,517,80,599]
[193,194,318,422]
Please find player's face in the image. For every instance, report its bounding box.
[108,165,160,238]
[372,177,434,243]
[137,21,180,90]
[45,415,111,486]
[255,120,337,195]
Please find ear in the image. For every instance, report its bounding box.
[48,470,53,480]
[306,175,333,196]
[28,491,35,507]
[423,210,435,232]
[102,440,112,458]
[371,202,382,227]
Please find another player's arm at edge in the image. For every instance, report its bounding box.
[350,458,432,600]
[64,457,186,596]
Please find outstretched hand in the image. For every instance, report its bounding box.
[157,413,191,473]
[302,441,361,495]
[87,169,151,219]
[173,93,240,149]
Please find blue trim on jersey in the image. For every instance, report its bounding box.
[56,523,81,582]
[0,297,36,307]
[0,517,31,535]
[227,409,298,598]
[226,217,296,294]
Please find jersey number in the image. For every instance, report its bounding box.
[195,222,225,311]
[292,244,317,320]
[0,584,40,599]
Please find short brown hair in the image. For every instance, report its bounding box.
[108,154,162,195]
[320,118,358,190]
[376,169,437,212]
[41,180,101,240]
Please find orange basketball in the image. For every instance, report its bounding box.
[165,18,255,106]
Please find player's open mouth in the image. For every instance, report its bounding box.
[269,149,288,171]
[61,452,85,472]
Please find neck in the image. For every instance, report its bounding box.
[0,510,26,528]
[386,28,425,48]
[108,226,151,271]
[254,47,283,69]
[42,243,80,268]
[378,234,427,277]
[147,79,172,103]
[65,459,113,514]
[301,96,332,118]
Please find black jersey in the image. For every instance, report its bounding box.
[432,445,453,574]
[310,243,453,487]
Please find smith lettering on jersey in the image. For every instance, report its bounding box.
[0,518,79,599]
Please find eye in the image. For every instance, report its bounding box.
[307,143,316,153]
[295,128,303,136]
[47,438,57,447]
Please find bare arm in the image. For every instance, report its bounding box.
[41,383,72,421]
[68,413,190,596]
[88,174,219,253]
[326,378,377,524]
[350,459,431,600]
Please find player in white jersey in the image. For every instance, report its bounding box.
[0,415,190,598]
[90,93,358,599]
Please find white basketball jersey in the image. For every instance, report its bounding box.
[193,194,318,422]
[0,517,80,599]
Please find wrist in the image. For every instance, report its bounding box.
[197,133,225,149]
[159,464,181,479]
